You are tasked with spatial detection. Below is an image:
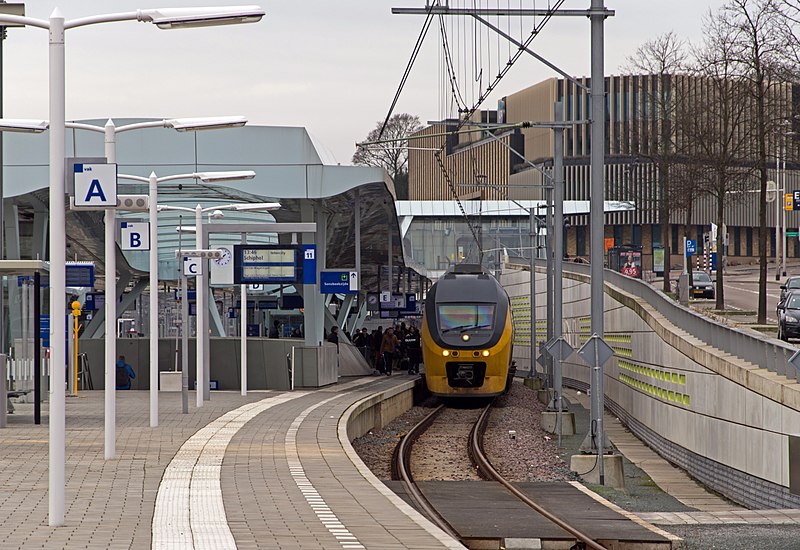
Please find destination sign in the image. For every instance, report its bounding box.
[242,248,295,263]
[234,244,302,284]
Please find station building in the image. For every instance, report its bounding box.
[2,120,405,389]
[407,74,800,274]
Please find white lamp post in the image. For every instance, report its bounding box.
[119,172,259,421]
[0,115,247,457]
[166,201,279,402]
[0,5,263,526]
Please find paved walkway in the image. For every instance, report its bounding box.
[0,376,459,550]
[559,388,800,527]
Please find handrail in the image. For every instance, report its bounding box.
[548,260,798,382]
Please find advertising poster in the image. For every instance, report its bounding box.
[653,247,664,275]
[620,249,642,278]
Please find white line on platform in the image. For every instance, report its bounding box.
[151,392,309,550]
[286,395,366,550]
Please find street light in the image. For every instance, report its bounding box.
[0,5,263,526]
[0,115,248,457]
[118,171,258,424]
[167,200,280,403]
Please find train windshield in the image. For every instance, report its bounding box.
[438,304,495,333]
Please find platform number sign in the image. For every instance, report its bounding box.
[120,222,149,251]
[73,163,117,207]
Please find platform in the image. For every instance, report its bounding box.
[3,376,799,550]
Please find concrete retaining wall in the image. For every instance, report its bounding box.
[501,267,800,509]
[79,337,345,391]
[346,380,418,441]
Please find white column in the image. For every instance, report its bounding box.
[241,283,247,395]
[195,205,204,407]
[104,119,117,459]
[149,172,158,427]
[48,8,66,527]
[240,233,247,396]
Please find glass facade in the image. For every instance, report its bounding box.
[403,217,545,274]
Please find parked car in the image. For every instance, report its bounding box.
[780,276,800,301]
[777,288,800,317]
[691,271,715,299]
[777,291,800,341]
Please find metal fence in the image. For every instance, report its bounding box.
[561,261,798,381]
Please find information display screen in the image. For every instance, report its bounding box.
[234,245,301,284]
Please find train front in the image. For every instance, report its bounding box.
[421,271,513,397]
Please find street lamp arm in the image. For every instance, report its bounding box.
[158,205,195,214]
[118,174,149,184]
[66,122,104,133]
[116,120,176,133]
[65,12,140,30]
[0,14,48,29]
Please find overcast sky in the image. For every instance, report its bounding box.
[3,1,725,164]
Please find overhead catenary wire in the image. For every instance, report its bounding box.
[377,3,436,141]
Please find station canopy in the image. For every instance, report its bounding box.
[4,120,403,294]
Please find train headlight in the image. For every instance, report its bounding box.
[461,334,470,342]
[442,350,450,357]
[482,350,490,357]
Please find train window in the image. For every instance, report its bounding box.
[438,304,495,332]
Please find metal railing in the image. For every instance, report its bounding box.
[559,260,798,381]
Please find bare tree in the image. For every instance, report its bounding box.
[722,0,791,324]
[624,33,687,293]
[352,113,422,199]
[685,11,759,309]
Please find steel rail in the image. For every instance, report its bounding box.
[469,403,608,550]
[390,404,461,541]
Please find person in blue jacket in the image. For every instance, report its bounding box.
[115,355,136,390]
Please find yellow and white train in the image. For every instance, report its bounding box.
[421,265,514,398]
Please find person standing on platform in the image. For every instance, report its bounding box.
[269,320,281,338]
[380,327,399,376]
[404,325,421,375]
[115,355,136,390]
[327,325,340,351]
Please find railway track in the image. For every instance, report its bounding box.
[392,400,607,550]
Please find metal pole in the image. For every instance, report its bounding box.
[355,189,361,319]
[148,172,158,427]
[545,182,554,388]
[783,142,787,276]
[554,122,565,445]
[388,217,393,292]
[33,270,40,425]
[195,205,204,407]
[181,271,188,414]
[590,0,607,486]
[104,119,116,459]
[240,232,247,396]
[201,218,210,401]
[48,9,66,527]
[529,208,536,376]
[776,149,781,281]
[0,352,4,428]
[0,12,5,357]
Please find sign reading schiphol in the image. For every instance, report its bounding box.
[120,222,150,251]
[320,270,358,294]
[233,244,302,284]
[73,163,117,208]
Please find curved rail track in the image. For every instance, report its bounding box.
[392,401,608,550]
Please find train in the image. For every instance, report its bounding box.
[421,264,515,397]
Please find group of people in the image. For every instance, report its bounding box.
[352,322,421,376]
